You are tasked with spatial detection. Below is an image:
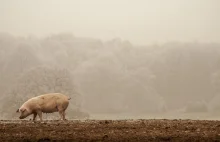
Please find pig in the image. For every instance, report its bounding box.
[16,93,71,121]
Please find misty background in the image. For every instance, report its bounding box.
[0,0,220,119]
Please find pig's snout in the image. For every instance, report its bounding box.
[19,115,25,119]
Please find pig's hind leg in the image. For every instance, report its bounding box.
[62,111,66,120]
[57,106,66,121]
[58,111,63,120]
[60,111,67,120]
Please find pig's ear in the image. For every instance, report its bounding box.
[21,108,26,112]
[16,109,19,113]
[20,108,26,112]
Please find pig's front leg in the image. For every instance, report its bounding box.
[36,110,43,122]
[33,113,37,121]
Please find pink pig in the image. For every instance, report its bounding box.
[16,93,71,121]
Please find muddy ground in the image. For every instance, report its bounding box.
[0,119,220,142]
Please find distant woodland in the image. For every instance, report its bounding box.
[1,33,220,119]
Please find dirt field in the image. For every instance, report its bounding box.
[1,119,220,142]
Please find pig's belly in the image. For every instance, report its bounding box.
[42,108,58,113]
[41,104,58,113]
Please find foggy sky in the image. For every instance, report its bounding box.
[0,0,220,45]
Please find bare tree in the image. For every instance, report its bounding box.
[1,66,82,119]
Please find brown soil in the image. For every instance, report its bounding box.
[0,119,220,142]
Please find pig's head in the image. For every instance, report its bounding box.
[16,108,31,119]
